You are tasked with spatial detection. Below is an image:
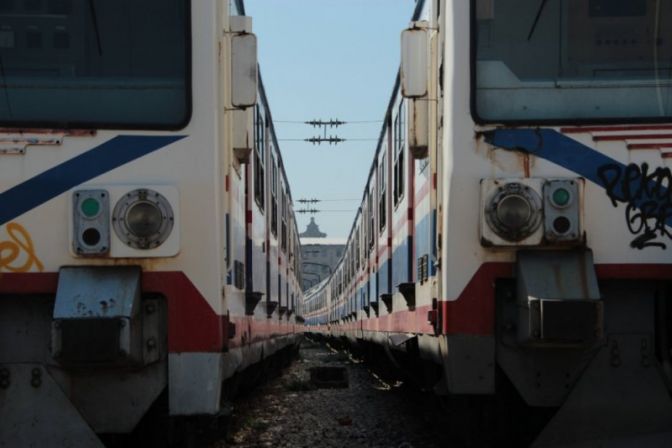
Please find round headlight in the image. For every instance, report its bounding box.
[127,202,163,237]
[496,195,532,230]
[113,189,174,249]
[486,183,542,241]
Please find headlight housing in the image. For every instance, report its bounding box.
[113,189,174,250]
[480,178,583,247]
[485,182,542,243]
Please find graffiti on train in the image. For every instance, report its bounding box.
[0,222,44,272]
[597,162,672,250]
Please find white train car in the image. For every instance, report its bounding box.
[306,0,672,445]
[0,0,303,445]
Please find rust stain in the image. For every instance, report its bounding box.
[97,257,171,272]
[522,153,531,178]
[577,253,591,298]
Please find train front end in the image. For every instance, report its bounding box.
[0,1,252,445]
[427,0,672,445]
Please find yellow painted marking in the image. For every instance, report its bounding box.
[0,223,44,272]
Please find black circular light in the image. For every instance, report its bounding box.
[82,228,101,246]
[552,216,571,234]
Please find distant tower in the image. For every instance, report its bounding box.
[300,217,327,238]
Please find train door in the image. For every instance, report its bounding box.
[414,154,433,303]
[377,135,393,315]
[279,182,288,317]
[366,183,378,316]
[391,98,415,310]
[267,151,279,316]
[245,104,268,315]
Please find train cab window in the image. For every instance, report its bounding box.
[393,101,406,207]
[254,106,265,211]
[0,0,190,128]
[378,153,387,233]
[270,156,278,235]
[474,0,672,122]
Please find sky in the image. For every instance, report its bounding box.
[244,0,418,238]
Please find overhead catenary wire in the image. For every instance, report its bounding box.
[296,209,354,214]
[277,138,378,142]
[274,120,383,124]
[297,198,359,202]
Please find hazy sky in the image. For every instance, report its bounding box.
[245,0,417,238]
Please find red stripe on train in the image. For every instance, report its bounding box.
[0,271,228,353]
[629,143,672,150]
[440,262,672,335]
[561,125,672,134]
[228,316,300,348]
[350,263,672,336]
[594,134,672,142]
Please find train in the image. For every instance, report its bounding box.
[0,0,304,446]
[303,0,672,445]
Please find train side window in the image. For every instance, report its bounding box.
[378,153,387,233]
[362,205,367,256]
[393,101,405,207]
[281,187,288,252]
[368,189,374,249]
[254,106,265,212]
[355,226,360,270]
[270,155,277,235]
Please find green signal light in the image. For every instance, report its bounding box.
[552,188,571,207]
[81,197,101,217]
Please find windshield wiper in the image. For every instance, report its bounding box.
[88,0,103,55]
[527,0,550,41]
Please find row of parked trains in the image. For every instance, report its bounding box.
[0,0,304,445]
[2,0,672,446]
[304,0,672,445]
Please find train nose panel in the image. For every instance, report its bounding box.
[0,364,104,448]
[532,334,672,447]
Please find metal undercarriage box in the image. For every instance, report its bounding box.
[51,266,146,366]
[516,250,603,346]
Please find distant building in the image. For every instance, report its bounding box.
[299,218,344,290]
[300,217,327,238]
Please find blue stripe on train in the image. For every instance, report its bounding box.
[414,210,436,278]
[0,135,185,226]
[483,128,672,227]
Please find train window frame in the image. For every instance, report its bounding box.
[254,105,265,213]
[281,186,288,253]
[270,154,278,236]
[355,225,360,270]
[393,101,405,208]
[470,0,672,125]
[368,189,375,250]
[378,152,387,234]
[0,0,192,130]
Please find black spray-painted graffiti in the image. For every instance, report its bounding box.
[597,162,672,250]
